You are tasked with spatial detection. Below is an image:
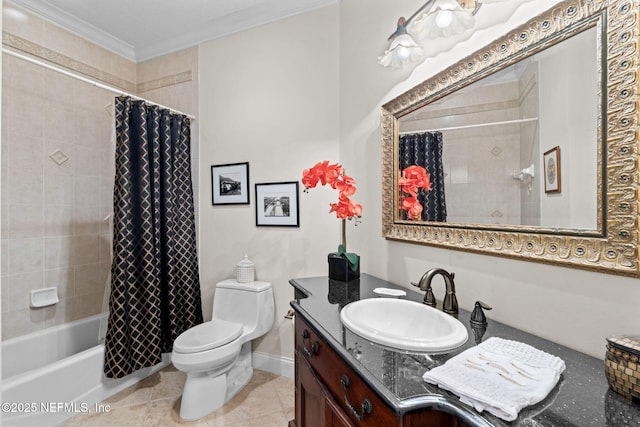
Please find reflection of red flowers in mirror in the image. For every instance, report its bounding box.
[399,165,432,220]
[302,161,363,220]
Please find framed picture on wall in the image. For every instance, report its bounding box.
[211,162,250,205]
[255,182,299,227]
[543,146,561,193]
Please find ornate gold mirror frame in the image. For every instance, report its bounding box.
[381,0,640,276]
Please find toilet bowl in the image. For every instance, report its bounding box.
[171,279,274,420]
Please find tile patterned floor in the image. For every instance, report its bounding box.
[62,366,294,426]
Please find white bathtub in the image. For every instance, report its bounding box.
[1,313,170,427]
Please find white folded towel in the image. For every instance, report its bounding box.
[423,337,565,422]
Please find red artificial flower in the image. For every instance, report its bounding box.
[402,196,423,220]
[302,161,363,221]
[329,194,363,219]
[399,165,432,220]
[302,160,363,260]
[402,165,432,192]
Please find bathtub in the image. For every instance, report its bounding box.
[1,313,170,427]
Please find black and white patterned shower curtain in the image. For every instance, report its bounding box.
[104,96,203,379]
[399,132,447,222]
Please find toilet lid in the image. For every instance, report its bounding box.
[173,319,243,354]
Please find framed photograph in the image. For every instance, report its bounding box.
[255,182,299,227]
[543,146,561,193]
[211,162,250,205]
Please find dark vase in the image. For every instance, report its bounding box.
[328,252,360,282]
[327,278,361,308]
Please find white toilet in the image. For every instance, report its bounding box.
[172,279,275,420]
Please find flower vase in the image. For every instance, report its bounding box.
[328,278,361,308]
[328,252,360,282]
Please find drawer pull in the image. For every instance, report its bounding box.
[340,374,373,421]
[301,330,319,357]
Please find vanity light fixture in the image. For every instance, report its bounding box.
[378,0,505,68]
[377,17,425,68]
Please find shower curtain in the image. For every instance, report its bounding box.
[399,132,447,222]
[104,96,203,379]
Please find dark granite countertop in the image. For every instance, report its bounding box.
[289,274,640,426]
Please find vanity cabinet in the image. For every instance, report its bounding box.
[291,315,458,427]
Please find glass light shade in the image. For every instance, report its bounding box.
[408,0,475,40]
[377,33,425,68]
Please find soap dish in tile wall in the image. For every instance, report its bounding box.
[605,335,640,402]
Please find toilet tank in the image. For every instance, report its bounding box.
[212,279,274,341]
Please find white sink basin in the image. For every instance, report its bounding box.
[340,298,468,354]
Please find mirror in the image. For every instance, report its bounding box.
[381,0,640,276]
[399,27,599,231]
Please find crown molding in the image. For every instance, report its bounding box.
[7,0,336,63]
[7,0,136,61]
[135,1,336,62]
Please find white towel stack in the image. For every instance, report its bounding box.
[423,337,565,422]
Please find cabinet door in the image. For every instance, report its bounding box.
[297,351,327,427]
[324,393,356,427]
[297,351,356,427]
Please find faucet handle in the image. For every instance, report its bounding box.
[412,280,436,307]
[424,288,436,307]
[470,301,492,326]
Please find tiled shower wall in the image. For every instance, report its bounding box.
[401,79,526,226]
[1,52,115,338]
[1,4,199,340]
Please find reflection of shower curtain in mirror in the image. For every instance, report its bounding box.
[104,96,203,379]
[399,132,447,222]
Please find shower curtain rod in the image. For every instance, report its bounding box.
[2,47,196,120]
[399,117,538,134]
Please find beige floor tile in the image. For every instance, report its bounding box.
[61,402,148,426]
[102,381,153,408]
[142,397,210,427]
[149,366,187,401]
[63,367,294,426]
[273,374,295,414]
[242,411,290,427]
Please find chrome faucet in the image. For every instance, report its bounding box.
[412,268,458,318]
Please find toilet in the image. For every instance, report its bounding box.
[171,279,275,420]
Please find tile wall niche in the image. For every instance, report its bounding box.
[1,4,199,340]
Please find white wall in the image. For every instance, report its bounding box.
[198,6,340,359]
[339,0,640,359]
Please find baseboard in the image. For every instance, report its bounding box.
[252,351,294,379]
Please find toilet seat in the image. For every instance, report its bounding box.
[173,319,243,354]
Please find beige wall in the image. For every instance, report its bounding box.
[1,3,199,340]
[198,5,340,358]
[340,0,640,359]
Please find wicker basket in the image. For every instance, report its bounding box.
[605,335,640,402]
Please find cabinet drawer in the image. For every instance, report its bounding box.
[295,316,397,426]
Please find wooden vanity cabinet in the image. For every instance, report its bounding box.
[291,315,459,427]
